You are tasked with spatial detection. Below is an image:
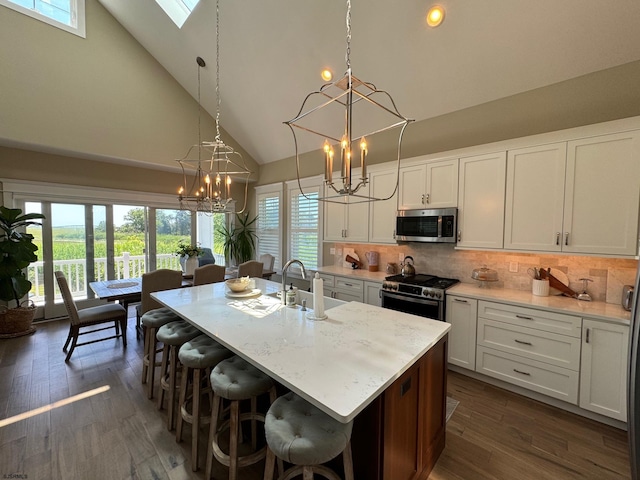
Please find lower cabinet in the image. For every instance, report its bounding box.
[579,319,629,421]
[445,295,478,370]
[351,335,447,480]
[364,281,382,306]
[318,273,364,303]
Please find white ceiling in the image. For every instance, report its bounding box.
[98,0,640,165]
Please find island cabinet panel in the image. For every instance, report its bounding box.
[351,334,448,480]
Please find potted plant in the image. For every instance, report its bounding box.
[0,206,45,337]
[174,240,203,276]
[218,212,258,266]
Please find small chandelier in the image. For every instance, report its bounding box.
[285,0,413,204]
[177,1,252,214]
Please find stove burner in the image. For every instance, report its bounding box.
[382,273,459,300]
[384,274,435,285]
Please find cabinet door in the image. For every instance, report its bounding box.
[457,152,507,249]
[369,168,399,243]
[579,319,629,421]
[445,295,478,370]
[398,163,428,210]
[504,143,566,251]
[364,281,382,306]
[345,200,369,242]
[425,158,458,208]
[563,131,640,256]
[323,192,346,241]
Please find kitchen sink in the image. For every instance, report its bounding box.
[265,289,345,311]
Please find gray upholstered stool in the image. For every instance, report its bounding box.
[156,320,201,430]
[176,334,234,471]
[263,392,354,480]
[205,355,277,480]
[141,307,181,399]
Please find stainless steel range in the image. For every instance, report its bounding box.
[381,274,459,321]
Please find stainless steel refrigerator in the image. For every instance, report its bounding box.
[628,271,640,478]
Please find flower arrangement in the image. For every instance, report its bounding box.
[174,240,203,258]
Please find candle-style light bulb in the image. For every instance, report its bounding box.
[360,136,368,179]
[341,136,348,178]
[323,140,331,182]
[178,186,184,195]
[328,148,334,184]
[215,174,221,187]
[345,150,351,189]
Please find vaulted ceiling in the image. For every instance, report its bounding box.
[98,0,640,165]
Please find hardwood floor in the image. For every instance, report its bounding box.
[0,312,632,480]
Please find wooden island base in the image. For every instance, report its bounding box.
[351,334,448,480]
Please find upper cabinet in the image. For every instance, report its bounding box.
[563,132,640,256]
[398,158,458,210]
[457,152,507,249]
[368,166,400,244]
[504,143,567,251]
[504,132,640,256]
[323,169,370,242]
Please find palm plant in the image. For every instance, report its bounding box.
[218,212,258,265]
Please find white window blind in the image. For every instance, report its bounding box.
[255,183,283,270]
[288,180,321,271]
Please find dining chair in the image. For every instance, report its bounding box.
[135,269,183,338]
[198,248,216,266]
[192,264,226,286]
[259,254,275,277]
[237,260,264,278]
[55,271,127,362]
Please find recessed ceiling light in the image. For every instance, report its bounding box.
[321,69,333,82]
[426,5,445,27]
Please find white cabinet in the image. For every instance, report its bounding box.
[563,131,640,256]
[364,281,382,306]
[579,319,629,421]
[368,167,399,244]
[319,273,364,303]
[504,143,567,251]
[504,132,640,256]
[457,152,507,249]
[398,158,458,210]
[475,301,581,404]
[445,295,478,370]
[323,174,369,242]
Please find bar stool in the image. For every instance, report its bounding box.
[176,334,234,471]
[141,307,182,399]
[156,320,201,430]
[206,355,277,480]
[263,392,354,480]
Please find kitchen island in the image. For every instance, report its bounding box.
[152,278,450,479]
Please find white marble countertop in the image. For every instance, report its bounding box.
[314,265,388,282]
[152,278,450,423]
[449,283,631,325]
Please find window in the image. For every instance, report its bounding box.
[0,0,86,37]
[154,0,199,28]
[286,177,323,272]
[255,183,283,270]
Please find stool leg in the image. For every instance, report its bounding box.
[176,365,190,442]
[141,325,150,384]
[157,344,169,409]
[343,440,354,480]
[303,466,314,480]
[229,400,239,480]
[147,328,160,399]
[251,396,257,451]
[206,394,221,480]
[191,367,201,471]
[263,446,275,480]
[167,345,178,430]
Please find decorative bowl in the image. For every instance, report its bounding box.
[226,277,251,292]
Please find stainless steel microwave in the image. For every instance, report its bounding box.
[396,208,457,243]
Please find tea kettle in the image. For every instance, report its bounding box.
[401,256,415,277]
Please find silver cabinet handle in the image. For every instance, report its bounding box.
[425,193,430,204]
[585,328,590,344]
[457,231,461,242]
[556,232,560,245]
[344,283,354,287]
[515,339,532,346]
[454,298,468,303]
[393,229,396,239]
[421,194,425,204]
[513,369,531,376]
[516,315,533,320]
[565,232,569,246]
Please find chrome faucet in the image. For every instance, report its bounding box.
[281,259,307,303]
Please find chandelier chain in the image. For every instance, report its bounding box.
[215,0,221,143]
[345,0,351,70]
[197,60,202,161]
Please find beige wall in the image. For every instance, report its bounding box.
[258,60,640,186]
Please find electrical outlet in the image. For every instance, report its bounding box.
[399,252,405,262]
[330,248,336,255]
[509,262,518,273]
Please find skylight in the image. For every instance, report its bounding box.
[154,0,199,28]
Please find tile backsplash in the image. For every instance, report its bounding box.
[327,242,638,304]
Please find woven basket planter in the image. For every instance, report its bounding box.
[0,302,37,338]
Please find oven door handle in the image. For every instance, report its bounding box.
[381,290,440,307]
